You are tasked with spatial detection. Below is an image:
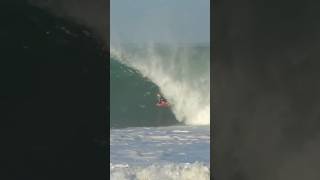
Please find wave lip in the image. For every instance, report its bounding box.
[110,162,210,180]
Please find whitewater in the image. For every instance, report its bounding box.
[110,126,210,180]
[110,44,210,180]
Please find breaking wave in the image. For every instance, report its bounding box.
[110,44,210,126]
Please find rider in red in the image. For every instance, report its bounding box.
[157,93,168,105]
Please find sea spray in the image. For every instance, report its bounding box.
[110,44,210,125]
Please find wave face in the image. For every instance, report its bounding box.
[110,57,178,128]
[110,44,210,127]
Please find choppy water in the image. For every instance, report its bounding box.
[110,126,210,180]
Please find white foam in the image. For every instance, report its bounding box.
[110,162,210,180]
[110,126,210,167]
[172,130,190,133]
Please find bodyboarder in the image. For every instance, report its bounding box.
[156,93,169,107]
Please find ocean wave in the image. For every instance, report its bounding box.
[110,44,210,126]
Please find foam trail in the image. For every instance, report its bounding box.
[110,44,210,125]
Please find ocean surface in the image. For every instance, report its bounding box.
[110,44,210,180]
[110,126,210,180]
